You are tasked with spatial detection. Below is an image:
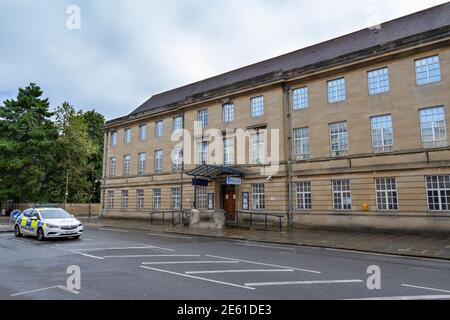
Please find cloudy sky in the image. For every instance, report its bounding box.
[0,0,447,120]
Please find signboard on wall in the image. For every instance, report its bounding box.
[226,177,242,185]
[242,192,249,210]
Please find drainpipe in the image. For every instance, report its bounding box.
[101,130,109,219]
[283,83,293,228]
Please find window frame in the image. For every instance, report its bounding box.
[296,181,312,211]
[419,106,448,149]
[426,175,450,212]
[327,78,346,103]
[415,55,441,86]
[139,124,147,141]
[250,96,264,118]
[371,114,394,153]
[252,184,265,210]
[329,121,349,157]
[155,120,164,138]
[153,189,161,209]
[171,187,181,209]
[107,191,114,209]
[154,150,163,174]
[294,127,310,160]
[121,190,129,209]
[136,189,145,209]
[332,179,352,211]
[223,103,235,123]
[368,67,390,95]
[138,152,146,176]
[124,128,132,144]
[223,138,235,166]
[292,86,309,110]
[198,109,208,128]
[110,157,117,177]
[375,178,399,211]
[123,155,131,177]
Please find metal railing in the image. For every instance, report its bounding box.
[148,209,190,226]
[235,210,286,232]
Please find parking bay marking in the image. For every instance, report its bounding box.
[245,279,364,287]
[401,284,450,294]
[142,261,240,265]
[185,269,295,275]
[73,245,175,252]
[104,254,201,259]
[147,233,193,240]
[205,254,321,274]
[350,295,450,301]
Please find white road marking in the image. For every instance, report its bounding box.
[205,255,321,274]
[140,266,255,290]
[104,254,201,258]
[147,233,192,240]
[71,250,104,260]
[11,285,79,297]
[185,269,294,275]
[99,228,129,233]
[245,280,364,287]
[227,241,296,251]
[350,295,450,301]
[401,284,450,294]
[141,261,240,265]
[73,245,174,252]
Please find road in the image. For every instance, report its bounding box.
[1,225,450,300]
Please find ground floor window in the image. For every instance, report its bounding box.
[136,189,145,209]
[107,191,114,209]
[375,178,398,211]
[426,175,450,211]
[196,186,207,209]
[171,187,181,209]
[121,190,129,209]
[252,184,265,210]
[153,189,161,209]
[296,181,312,210]
[332,180,351,210]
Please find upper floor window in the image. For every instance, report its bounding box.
[329,122,349,157]
[368,67,390,95]
[419,106,447,149]
[327,78,346,103]
[111,130,118,146]
[123,155,131,176]
[294,127,310,160]
[154,150,163,173]
[110,157,117,177]
[173,116,183,133]
[198,109,208,128]
[416,55,441,86]
[371,114,394,153]
[426,176,450,211]
[172,146,183,172]
[139,124,147,141]
[293,87,308,110]
[197,141,208,164]
[223,138,235,166]
[223,103,235,123]
[251,96,264,117]
[124,128,132,144]
[251,131,265,165]
[155,121,164,138]
[138,152,146,175]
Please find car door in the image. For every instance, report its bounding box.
[20,209,33,235]
[29,211,40,236]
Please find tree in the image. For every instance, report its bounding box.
[0,83,58,203]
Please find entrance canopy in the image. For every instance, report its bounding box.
[185,164,244,179]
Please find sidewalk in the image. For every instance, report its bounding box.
[0,217,12,233]
[79,217,450,261]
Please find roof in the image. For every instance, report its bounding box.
[118,3,450,121]
[186,164,245,179]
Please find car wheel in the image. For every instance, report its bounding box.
[37,228,45,241]
[14,225,22,238]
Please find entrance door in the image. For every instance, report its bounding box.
[222,185,236,221]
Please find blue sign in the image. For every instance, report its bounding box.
[226,177,242,185]
[11,210,21,219]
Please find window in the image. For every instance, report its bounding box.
[171,188,181,209]
[223,103,235,123]
[251,131,265,165]
[293,87,308,110]
[375,178,398,211]
[252,184,265,210]
[121,190,129,209]
[155,121,164,138]
[138,153,146,175]
[139,124,147,141]
[111,130,118,146]
[416,55,441,85]
[110,157,117,177]
[196,186,207,209]
[107,191,114,209]
[124,128,132,144]
[426,176,450,211]
[294,127,310,160]
[329,122,349,157]
[197,141,208,164]
[154,150,163,173]
[251,96,264,117]
[136,189,145,209]
[419,106,447,148]
[296,182,312,210]
[173,116,183,133]
[153,189,161,209]
[327,78,346,103]
[172,146,183,172]
[371,115,394,153]
[332,180,352,210]
[123,155,131,176]
[224,138,234,166]
[198,109,208,128]
[368,67,390,95]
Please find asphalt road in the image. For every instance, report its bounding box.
[1,225,450,300]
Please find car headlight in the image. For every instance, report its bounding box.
[46,223,59,229]
[77,223,83,227]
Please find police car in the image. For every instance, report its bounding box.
[14,207,83,241]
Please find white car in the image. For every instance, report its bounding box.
[14,207,83,241]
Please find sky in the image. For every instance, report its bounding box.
[0,0,448,120]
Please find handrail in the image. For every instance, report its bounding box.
[148,209,190,226]
[235,210,286,232]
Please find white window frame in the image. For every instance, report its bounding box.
[155,121,164,138]
[173,116,183,133]
[426,176,450,212]
[294,127,310,160]
[296,181,312,210]
[223,103,235,123]
[371,114,394,153]
[123,155,131,177]
[251,131,266,165]
[293,86,308,110]
[368,67,390,95]
[139,124,147,141]
[223,138,235,166]
[416,55,441,86]
[332,180,352,211]
[110,157,117,177]
[197,141,208,165]
[375,178,399,211]
[107,191,114,209]
[153,189,161,209]
[111,130,118,146]
[327,78,346,103]
[198,109,208,128]
[196,186,208,209]
[251,96,264,118]
[329,122,349,157]
[419,106,448,149]
[136,189,145,209]
[154,150,163,173]
[252,184,265,210]
[138,152,146,175]
[121,190,129,209]
[124,128,132,144]
[172,146,183,172]
[171,187,181,209]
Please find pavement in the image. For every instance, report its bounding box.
[2,224,450,300]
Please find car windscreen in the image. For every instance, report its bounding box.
[39,209,72,219]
